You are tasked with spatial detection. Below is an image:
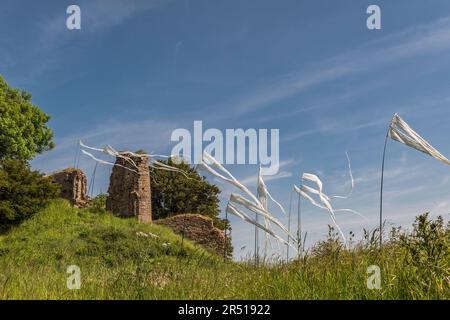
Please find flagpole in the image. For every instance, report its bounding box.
[255,189,259,265]
[297,189,302,259]
[255,214,258,265]
[379,130,389,248]
[286,189,293,262]
[224,206,228,261]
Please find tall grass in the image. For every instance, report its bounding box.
[0,200,448,299]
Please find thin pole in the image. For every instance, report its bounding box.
[379,131,389,248]
[297,190,302,259]
[73,142,81,169]
[76,150,81,169]
[224,208,228,260]
[255,184,260,265]
[180,211,188,252]
[88,162,98,197]
[179,169,187,252]
[286,189,293,262]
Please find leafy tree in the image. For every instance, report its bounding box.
[0,160,60,228]
[0,75,54,160]
[150,159,228,229]
[150,160,233,257]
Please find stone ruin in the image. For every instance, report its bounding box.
[50,168,88,207]
[50,154,230,255]
[156,214,230,256]
[106,152,152,223]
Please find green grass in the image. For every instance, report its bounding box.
[0,200,448,299]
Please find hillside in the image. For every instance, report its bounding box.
[0,200,448,299]
[0,200,219,299]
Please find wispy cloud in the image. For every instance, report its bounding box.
[207,16,450,119]
[3,0,171,86]
[41,0,170,45]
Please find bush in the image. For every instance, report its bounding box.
[87,193,107,213]
[398,213,450,298]
[0,159,59,227]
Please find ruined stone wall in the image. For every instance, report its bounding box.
[51,168,88,207]
[106,153,152,223]
[155,214,230,255]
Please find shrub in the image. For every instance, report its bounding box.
[398,213,450,298]
[0,159,59,228]
[87,193,108,213]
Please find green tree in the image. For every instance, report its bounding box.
[150,160,233,257]
[0,160,60,228]
[0,75,54,160]
[150,159,227,228]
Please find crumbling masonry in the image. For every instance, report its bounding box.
[106,152,152,223]
[156,214,230,256]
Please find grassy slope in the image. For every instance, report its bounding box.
[0,200,448,300]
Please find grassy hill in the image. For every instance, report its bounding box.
[0,200,448,299]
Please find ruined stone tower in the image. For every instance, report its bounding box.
[51,168,88,207]
[106,152,152,223]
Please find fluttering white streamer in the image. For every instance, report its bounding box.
[229,193,296,240]
[199,152,295,250]
[152,160,191,178]
[257,167,271,253]
[294,183,346,244]
[293,154,363,245]
[81,149,138,173]
[200,152,261,206]
[79,141,104,152]
[79,141,189,177]
[331,152,354,199]
[293,185,367,221]
[389,113,450,165]
[226,204,297,252]
[257,167,290,252]
[300,153,354,201]
[258,167,287,215]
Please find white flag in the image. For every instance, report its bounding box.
[294,174,346,244]
[293,153,364,245]
[226,204,297,252]
[389,114,450,165]
[199,152,294,248]
[257,166,288,253]
[79,141,189,177]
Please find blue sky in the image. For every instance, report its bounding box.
[2,0,450,259]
